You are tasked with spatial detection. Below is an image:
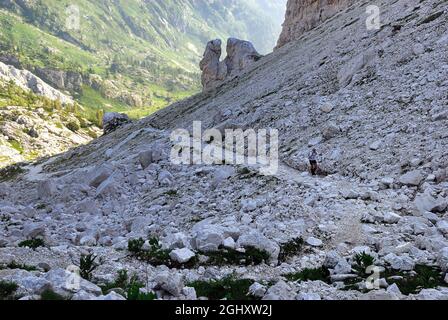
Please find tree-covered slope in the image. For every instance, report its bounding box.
[0,0,286,121]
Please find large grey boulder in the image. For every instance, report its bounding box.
[170,248,196,264]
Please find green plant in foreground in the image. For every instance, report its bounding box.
[385,265,447,295]
[204,247,270,266]
[18,238,45,250]
[278,237,304,263]
[40,289,66,300]
[188,276,256,300]
[127,238,171,266]
[79,254,100,281]
[0,281,18,300]
[353,252,376,275]
[284,266,331,283]
[101,270,156,300]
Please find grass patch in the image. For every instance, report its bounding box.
[101,270,156,300]
[128,237,171,266]
[0,164,25,182]
[353,252,376,275]
[0,281,18,300]
[0,261,37,272]
[278,238,304,263]
[18,238,45,250]
[284,267,331,283]
[188,275,256,300]
[203,247,270,266]
[40,289,66,301]
[384,265,447,295]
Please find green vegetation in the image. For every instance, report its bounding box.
[0,281,18,300]
[278,237,304,263]
[79,254,100,281]
[203,247,270,266]
[188,275,256,300]
[0,261,37,272]
[40,289,66,300]
[128,237,270,268]
[284,267,331,283]
[18,238,45,250]
[101,270,156,301]
[128,237,171,266]
[353,252,376,275]
[384,265,447,295]
[0,163,25,182]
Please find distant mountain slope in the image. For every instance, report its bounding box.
[0,0,286,121]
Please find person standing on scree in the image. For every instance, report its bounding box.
[308,148,319,176]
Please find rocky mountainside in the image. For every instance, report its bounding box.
[0,78,100,168]
[277,0,356,48]
[0,0,286,121]
[1,0,448,301]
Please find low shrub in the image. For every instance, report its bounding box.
[18,238,45,250]
[188,275,256,300]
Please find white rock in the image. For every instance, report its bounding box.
[382,212,401,224]
[369,140,382,151]
[399,170,424,186]
[23,222,45,238]
[44,268,102,297]
[79,235,97,246]
[386,283,402,296]
[262,281,295,300]
[438,248,448,271]
[383,253,415,271]
[306,237,323,247]
[436,221,448,236]
[193,227,224,252]
[223,237,236,249]
[333,259,352,275]
[158,170,174,186]
[170,248,196,264]
[16,276,52,295]
[296,292,321,300]
[237,230,280,262]
[182,287,197,300]
[94,291,126,300]
[88,166,113,188]
[162,232,189,250]
[241,199,258,212]
[248,282,267,298]
[153,272,184,297]
[415,288,448,300]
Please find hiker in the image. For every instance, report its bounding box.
[308,148,319,176]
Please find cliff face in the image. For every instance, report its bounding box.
[276,0,356,48]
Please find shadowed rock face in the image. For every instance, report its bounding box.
[199,39,228,91]
[200,38,262,91]
[276,0,357,48]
